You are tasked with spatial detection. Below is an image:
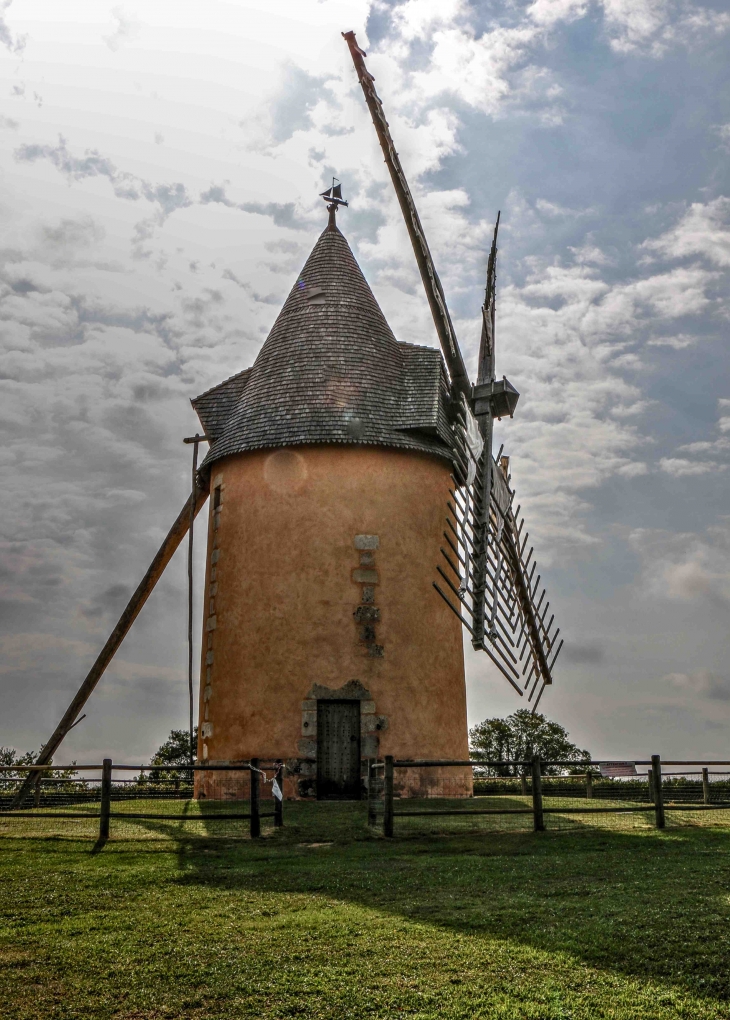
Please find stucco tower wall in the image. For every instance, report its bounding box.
[197,444,469,789]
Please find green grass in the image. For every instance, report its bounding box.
[2,805,730,1018]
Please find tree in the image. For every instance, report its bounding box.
[469,710,590,776]
[141,727,199,784]
[0,746,76,779]
[150,728,198,768]
[0,746,37,780]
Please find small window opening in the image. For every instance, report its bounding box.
[213,486,222,510]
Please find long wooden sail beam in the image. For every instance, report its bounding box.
[342,31,471,400]
[471,218,499,645]
[11,482,210,808]
[476,213,500,388]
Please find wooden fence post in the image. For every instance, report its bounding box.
[367,761,378,827]
[531,756,545,832]
[383,756,394,837]
[586,772,593,799]
[274,762,284,828]
[250,759,261,838]
[99,759,112,841]
[651,754,665,829]
[702,767,710,806]
[647,768,654,804]
[520,773,528,797]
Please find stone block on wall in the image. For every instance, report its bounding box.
[354,534,379,550]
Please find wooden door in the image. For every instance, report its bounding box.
[317,700,361,799]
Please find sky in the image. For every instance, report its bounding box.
[0,0,729,765]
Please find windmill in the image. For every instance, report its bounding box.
[12,34,561,808]
[342,31,561,709]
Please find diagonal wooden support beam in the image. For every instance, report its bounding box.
[10,481,210,809]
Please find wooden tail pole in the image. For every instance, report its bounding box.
[10,484,210,810]
[186,436,202,767]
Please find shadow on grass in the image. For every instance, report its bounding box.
[4,802,730,1006]
[161,804,730,1005]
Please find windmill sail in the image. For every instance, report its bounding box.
[434,405,562,710]
[343,31,562,708]
[342,31,470,399]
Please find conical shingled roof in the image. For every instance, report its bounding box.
[195,222,453,471]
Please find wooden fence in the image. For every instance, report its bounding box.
[376,755,730,836]
[0,759,283,842]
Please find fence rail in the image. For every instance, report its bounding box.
[0,757,285,842]
[3,754,730,843]
[373,755,730,837]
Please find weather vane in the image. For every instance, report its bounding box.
[320,178,348,227]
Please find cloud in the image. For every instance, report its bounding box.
[535,198,595,218]
[665,669,730,700]
[563,641,605,664]
[382,0,580,119]
[239,201,308,230]
[647,333,697,348]
[103,6,140,52]
[200,183,309,230]
[15,137,193,219]
[221,269,280,305]
[0,633,95,676]
[662,401,730,471]
[268,63,337,145]
[0,0,26,54]
[241,61,339,151]
[630,521,730,606]
[659,457,726,476]
[15,136,195,261]
[16,136,120,187]
[41,216,105,252]
[642,197,730,267]
[714,124,730,153]
[599,0,730,56]
[0,114,18,129]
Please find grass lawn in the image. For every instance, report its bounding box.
[1,804,730,1018]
